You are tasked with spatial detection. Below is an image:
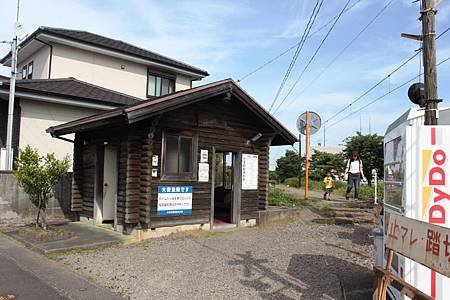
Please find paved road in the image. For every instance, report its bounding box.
[0,233,122,300]
[0,255,65,299]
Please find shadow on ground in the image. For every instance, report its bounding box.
[228,251,374,300]
[336,225,373,246]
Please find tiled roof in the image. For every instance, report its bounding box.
[47,79,297,146]
[0,77,141,106]
[1,27,209,77]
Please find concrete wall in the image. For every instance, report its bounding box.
[19,99,101,166]
[18,45,50,80]
[51,43,148,98]
[51,43,192,98]
[175,74,192,91]
[0,172,73,225]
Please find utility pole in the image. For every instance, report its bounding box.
[5,0,20,170]
[421,0,439,125]
[297,134,301,189]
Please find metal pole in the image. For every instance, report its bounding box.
[5,0,20,170]
[323,123,326,147]
[5,43,18,170]
[304,111,310,200]
[421,0,438,125]
[298,134,301,189]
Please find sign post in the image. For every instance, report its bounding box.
[305,112,309,199]
[296,111,321,200]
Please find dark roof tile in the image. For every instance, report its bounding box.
[1,78,141,106]
[1,27,209,77]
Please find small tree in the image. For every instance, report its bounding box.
[309,150,345,181]
[343,132,384,185]
[14,146,70,230]
[275,150,302,182]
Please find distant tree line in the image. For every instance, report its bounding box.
[272,132,384,185]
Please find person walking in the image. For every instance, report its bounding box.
[323,171,334,200]
[344,151,366,200]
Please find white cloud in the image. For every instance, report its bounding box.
[0,0,270,77]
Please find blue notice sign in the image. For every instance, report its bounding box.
[157,186,192,216]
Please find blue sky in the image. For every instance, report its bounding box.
[1,0,450,169]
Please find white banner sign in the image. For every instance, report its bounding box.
[242,154,258,190]
[198,163,209,182]
[200,149,208,163]
[417,126,450,226]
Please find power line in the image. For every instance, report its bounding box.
[268,0,324,112]
[272,0,352,115]
[328,55,450,128]
[323,25,450,124]
[237,0,365,83]
[278,0,394,115]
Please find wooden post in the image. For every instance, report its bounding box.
[421,0,438,125]
[376,249,394,300]
[304,111,309,200]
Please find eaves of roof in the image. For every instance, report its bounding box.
[47,79,297,146]
[0,26,209,78]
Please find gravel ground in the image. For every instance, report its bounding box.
[59,218,375,300]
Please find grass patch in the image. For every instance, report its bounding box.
[0,226,14,233]
[166,229,227,240]
[293,179,384,200]
[46,238,132,261]
[268,186,307,207]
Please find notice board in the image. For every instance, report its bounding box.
[242,154,258,190]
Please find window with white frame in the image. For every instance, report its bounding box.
[21,61,33,79]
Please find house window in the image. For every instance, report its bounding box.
[21,66,27,79]
[147,72,175,97]
[162,132,196,180]
[21,61,33,79]
[27,62,33,79]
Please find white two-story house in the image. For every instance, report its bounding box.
[0,26,208,166]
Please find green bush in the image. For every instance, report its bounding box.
[268,186,304,207]
[283,177,299,187]
[14,146,70,230]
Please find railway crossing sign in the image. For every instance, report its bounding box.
[296,111,321,135]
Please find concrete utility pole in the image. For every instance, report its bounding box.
[421,0,439,125]
[5,0,20,170]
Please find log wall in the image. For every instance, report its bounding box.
[73,95,276,229]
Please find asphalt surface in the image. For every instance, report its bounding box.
[0,255,66,299]
[0,233,122,300]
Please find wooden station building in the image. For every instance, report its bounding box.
[47,79,296,235]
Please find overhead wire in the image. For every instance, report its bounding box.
[322,25,450,125]
[272,0,352,115]
[328,55,450,128]
[237,0,365,83]
[268,0,323,112]
[277,0,394,115]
